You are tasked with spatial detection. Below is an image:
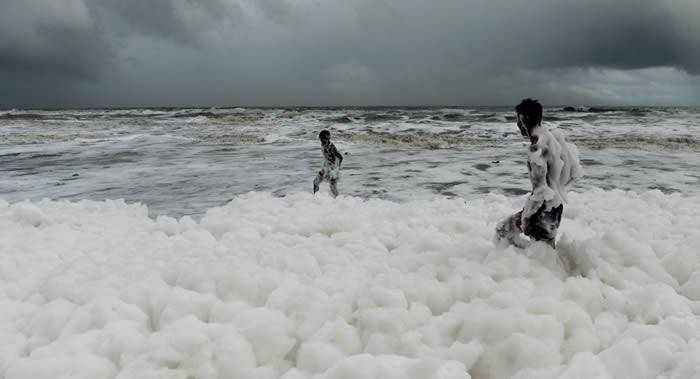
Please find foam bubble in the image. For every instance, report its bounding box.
[1,190,699,378]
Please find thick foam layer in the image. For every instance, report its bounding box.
[1,190,699,378]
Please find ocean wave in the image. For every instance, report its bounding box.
[0,108,272,124]
[335,132,700,150]
[3,107,697,133]
[0,132,274,146]
[561,106,656,114]
[0,133,107,144]
[335,132,506,149]
[0,132,194,145]
[192,133,267,144]
[0,112,49,120]
[575,137,700,149]
[4,128,697,150]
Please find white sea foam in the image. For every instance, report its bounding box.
[1,190,699,378]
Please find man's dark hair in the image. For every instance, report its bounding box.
[516,98,543,126]
[319,130,331,140]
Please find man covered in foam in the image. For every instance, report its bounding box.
[496,98,583,248]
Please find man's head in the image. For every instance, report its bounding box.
[319,130,331,144]
[515,98,543,137]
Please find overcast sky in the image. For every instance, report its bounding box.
[1,0,699,108]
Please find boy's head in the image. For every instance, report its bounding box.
[319,130,331,144]
[515,98,542,136]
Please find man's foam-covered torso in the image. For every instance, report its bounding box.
[522,125,583,220]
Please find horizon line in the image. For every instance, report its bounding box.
[2,104,698,111]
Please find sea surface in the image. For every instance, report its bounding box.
[1,106,698,216]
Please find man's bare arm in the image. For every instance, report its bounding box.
[521,144,551,229]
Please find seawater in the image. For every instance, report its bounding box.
[1,106,698,216]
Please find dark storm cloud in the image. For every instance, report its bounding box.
[480,0,698,73]
[336,0,699,73]
[0,0,238,80]
[0,0,698,107]
[0,0,110,79]
[95,0,241,47]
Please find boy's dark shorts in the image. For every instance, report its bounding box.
[524,204,564,243]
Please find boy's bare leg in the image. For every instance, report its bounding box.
[313,172,323,194]
[329,178,339,198]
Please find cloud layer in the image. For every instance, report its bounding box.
[0,0,698,107]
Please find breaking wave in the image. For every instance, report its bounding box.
[0,132,267,145]
[3,128,697,150]
[335,132,700,150]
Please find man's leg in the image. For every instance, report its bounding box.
[329,178,339,198]
[495,211,531,248]
[524,205,563,248]
[313,171,323,194]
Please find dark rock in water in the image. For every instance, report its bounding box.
[588,107,650,113]
[562,106,594,112]
[72,173,79,177]
[491,160,500,164]
[589,107,618,113]
[474,163,490,171]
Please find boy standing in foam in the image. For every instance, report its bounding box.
[496,99,583,248]
[313,130,343,198]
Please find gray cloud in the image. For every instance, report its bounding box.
[0,0,239,80]
[0,0,698,107]
[0,0,110,79]
[335,0,699,73]
[94,0,241,47]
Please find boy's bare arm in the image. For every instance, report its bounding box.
[333,144,343,166]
